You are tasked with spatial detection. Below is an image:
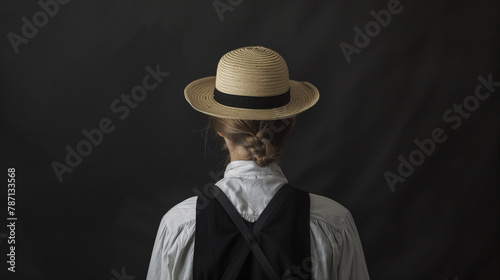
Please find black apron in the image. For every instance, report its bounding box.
[193,183,311,280]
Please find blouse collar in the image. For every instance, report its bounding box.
[223,160,287,180]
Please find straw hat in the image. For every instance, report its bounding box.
[184,46,319,120]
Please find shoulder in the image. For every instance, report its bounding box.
[309,193,352,230]
[158,196,197,231]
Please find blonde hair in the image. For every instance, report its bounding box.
[205,116,295,167]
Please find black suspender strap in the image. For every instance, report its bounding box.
[209,184,294,280]
[220,239,250,279]
[252,184,294,234]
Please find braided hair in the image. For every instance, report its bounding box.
[206,116,295,167]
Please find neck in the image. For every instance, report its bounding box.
[228,145,251,162]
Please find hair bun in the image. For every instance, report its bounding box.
[208,117,294,167]
[245,132,279,167]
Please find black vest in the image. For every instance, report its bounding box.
[193,183,311,280]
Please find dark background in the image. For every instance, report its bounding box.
[1,0,499,279]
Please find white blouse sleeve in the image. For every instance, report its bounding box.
[146,215,169,280]
[146,198,197,280]
[310,194,370,279]
[336,210,370,280]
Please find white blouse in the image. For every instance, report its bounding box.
[146,160,370,280]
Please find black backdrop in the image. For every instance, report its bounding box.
[1,0,499,279]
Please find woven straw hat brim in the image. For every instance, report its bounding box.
[184,76,319,120]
